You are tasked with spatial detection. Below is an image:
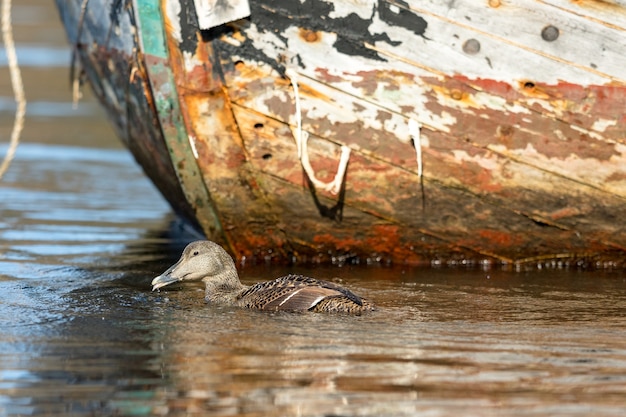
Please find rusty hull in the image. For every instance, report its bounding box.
[56,0,626,266]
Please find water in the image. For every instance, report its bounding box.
[2,2,626,416]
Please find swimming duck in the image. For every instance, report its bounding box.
[151,240,375,314]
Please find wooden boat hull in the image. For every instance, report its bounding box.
[55,0,626,266]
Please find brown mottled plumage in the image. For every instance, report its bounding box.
[151,240,375,314]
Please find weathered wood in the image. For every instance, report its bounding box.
[136,0,225,242]
[55,0,626,266]
[55,0,203,230]
[192,0,250,30]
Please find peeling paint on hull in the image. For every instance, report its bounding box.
[55,0,626,266]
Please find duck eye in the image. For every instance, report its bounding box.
[193,251,199,256]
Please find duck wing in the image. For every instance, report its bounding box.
[237,274,364,311]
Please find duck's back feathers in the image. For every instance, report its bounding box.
[236,274,374,313]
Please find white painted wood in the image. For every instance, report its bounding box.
[400,0,626,82]
[237,0,616,86]
[193,0,250,30]
[540,0,626,31]
[229,16,611,134]
[220,0,626,196]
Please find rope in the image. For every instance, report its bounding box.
[71,0,89,109]
[286,69,351,195]
[0,0,25,181]
[409,119,422,178]
[409,118,426,210]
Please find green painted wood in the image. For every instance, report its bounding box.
[133,0,224,240]
[134,1,167,59]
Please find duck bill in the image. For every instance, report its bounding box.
[151,273,180,291]
[151,261,182,291]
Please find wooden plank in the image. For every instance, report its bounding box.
[231,104,626,259]
[539,0,626,31]
[222,56,626,197]
[134,0,225,240]
[243,172,500,265]
[225,1,625,138]
[234,0,619,84]
[392,0,626,82]
[184,92,298,260]
[192,0,250,30]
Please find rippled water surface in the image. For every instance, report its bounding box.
[2,2,626,416]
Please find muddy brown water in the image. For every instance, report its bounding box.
[2,2,626,416]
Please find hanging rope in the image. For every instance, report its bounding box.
[0,0,26,181]
[409,118,422,178]
[409,118,426,210]
[286,69,351,195]
[71,0,89,109]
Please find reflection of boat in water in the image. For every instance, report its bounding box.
[55,0,626,266]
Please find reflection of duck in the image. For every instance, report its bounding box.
[152,241,375,314]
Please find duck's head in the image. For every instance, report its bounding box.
[151,240,235,291]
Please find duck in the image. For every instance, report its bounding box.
[151,240,375,314]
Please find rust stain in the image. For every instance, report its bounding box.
[230,29,247,44]
[430,83,480,109]
[287,78,333,102]
[477,230,523,248]
[496,124,515,147]
[309,230,430,266]
[450,89,464,100]
[571,0,626,14]
[364,225,402,253]
[162,2,222,92]
[129,50,156,112]
[234,60,246,71]
[518,80,551,99]
[299,28,321,43]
